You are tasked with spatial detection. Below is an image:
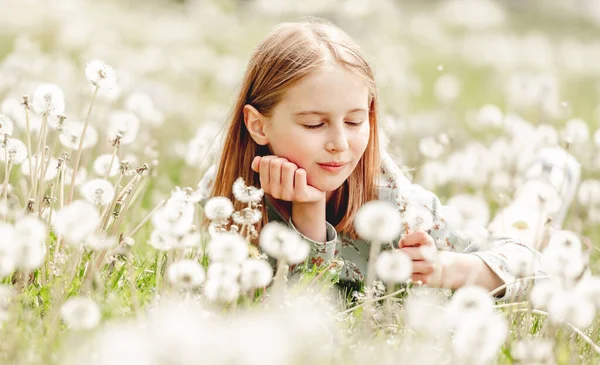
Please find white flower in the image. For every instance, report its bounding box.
[512,338,554,364]
[13,216,47,270]
[375,250,413,283]
[178,232,202,249]
[231,208,262,225]
[446,286,495,327]
[434,73,461,104]
[60,297,101,330]
[354,200,402,242]
[475,104,503,127]
[207,262,241,281]
[167,260,206,290]
[85,60,117,89]
[0,115,14,136]
[452,312,508,364]
[203,196,234,221]
[0,224,16,278]
[203,278,240,303]
[53,200,100,246]
[541,231,586,280]
[561,118,589,144]
[207,232,248,264]
[418,137,444,159]
[32,83,65,116]
[529,280,556,309]
[125,92,164,127]
[80,178,115,206]
[20,156,59,181]
[152,193,195,235]
[149,230,177,251]
[0,285,13,321]
[107,111,140,145]
[232,177,264,204]
[93,154,120,177]
[240,259,273,291]
[0,138,27,165]
[85,232,117,251]
[59,121,98,150]
[259,222,310,264]
[547,290,596,329]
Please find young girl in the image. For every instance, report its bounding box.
[199,18,576,300]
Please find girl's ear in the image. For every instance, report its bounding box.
[243,104,269,146]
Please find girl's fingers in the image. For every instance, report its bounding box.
[411,260,434,275]
[400,247,424,261]
[281,162,297,199]
[259,156,274,189]
[251,156,261,172]
[269,158,283,190]
[399,230,433,248]
[411,273,430,285]
[294,168,307,196]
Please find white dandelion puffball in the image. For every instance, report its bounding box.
[0,138,27,165]
[59,121,98,150]
[207,232,249,264]
[32,83,65,116]
[149,230,177,251]
[259,221,310,264]
[203,277,240,303]
[21,156,59,181]
[60,297,101,330]
[232,177,264,203]
[354,200,403,242]
[85,233,118,251]
[53,200,100,246]
[547,292,596,329]
[232,208,262,226]
[13,216,47,270]
[64,166,87,186]
[375,250,413,283]
[93,154,120,177]
[240,259,273,291]
[0,115,14,136]
[452,312,508,364]
[15,216,47,245]
[85,60,117,89]
[80,178,115,206]
[167,259,206,290]
[151,193,195,235]
[108,111,140,145]
[207,262,242,282]
[204,196,234,221]
[446,285,495,327]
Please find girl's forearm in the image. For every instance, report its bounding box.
[436,252,505,295]
[291,200,327,243]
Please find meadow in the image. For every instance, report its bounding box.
[0,0,599,364]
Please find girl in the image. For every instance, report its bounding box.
[199,18,578,300]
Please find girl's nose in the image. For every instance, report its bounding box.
[325,126,349,152]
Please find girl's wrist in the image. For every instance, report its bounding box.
[436,251,475,290]
[291,199,327,243]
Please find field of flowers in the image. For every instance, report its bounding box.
[1,0,600,364]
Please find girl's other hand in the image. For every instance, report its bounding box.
[398,230,439,285]
[251,155,325,203]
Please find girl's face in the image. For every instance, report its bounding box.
[261,64,371,193]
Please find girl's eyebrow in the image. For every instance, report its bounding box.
[292,108,367,117]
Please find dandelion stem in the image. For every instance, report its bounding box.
[340,287,406,315]
[23,98,35,198]
[67,86,99,205]
[33,114,48,205]
[103,142,118,181]
[127,252,140,314]
[126,199,165,238]
[2,157,11,222]
[364,240,382,290]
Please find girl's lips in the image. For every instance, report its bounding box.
[317,162,348,172]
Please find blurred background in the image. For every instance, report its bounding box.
[1,0,600,262]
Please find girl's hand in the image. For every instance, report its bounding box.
[398,230,440,285]
[251,155,325,203]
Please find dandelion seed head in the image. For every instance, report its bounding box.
[21,156,59,181]
[60,297,101,330]
[547,291,595,329]
[59,122,98,150]
[80,178,115,206]
[0,114,14,136]
[232,177,264,204]
[108,111,140,145]
[375,250,413,283]
[203,196,234,221]
[231,207,262,226]
[207,232,248,264]
[152,195,195,235]
[53,200,100,247]
[93,154,120,177]
[149,230,177,251]
[259,221,309,264]
[354,201,402,242]
[207,262,242,282]
[85,60,117,89]
[240,258,273,291]
[512,338,554,364]
[32,83,65,116]
[85,232,118,251]
[167,259,205,290]
[446,285,494,327]
[203,277,240,303]
[0,138,27,165]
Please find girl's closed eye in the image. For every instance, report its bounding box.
[302,120,365,130]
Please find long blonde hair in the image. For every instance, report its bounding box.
[208,18,381,239]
